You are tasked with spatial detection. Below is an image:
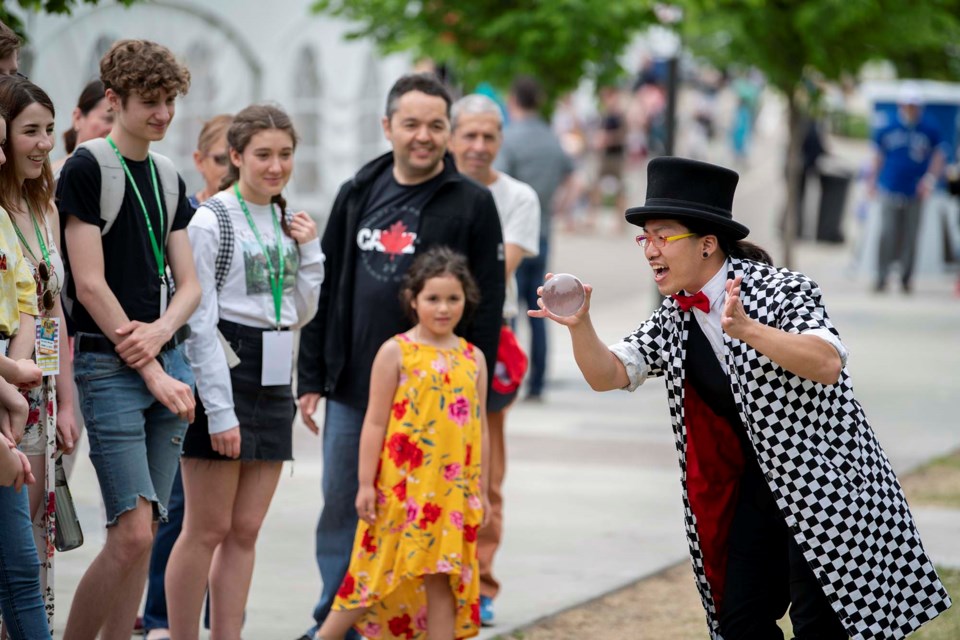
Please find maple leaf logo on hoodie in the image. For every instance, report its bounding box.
[380,220,415,260]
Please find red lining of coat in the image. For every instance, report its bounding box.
[683,380,745,614]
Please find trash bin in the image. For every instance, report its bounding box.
[817,168,852,243]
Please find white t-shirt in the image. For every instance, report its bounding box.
[185,190,325,433]
[488,172,540,318]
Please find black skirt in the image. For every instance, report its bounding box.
[183,320,295,461]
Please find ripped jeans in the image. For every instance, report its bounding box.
[74,342,193,526]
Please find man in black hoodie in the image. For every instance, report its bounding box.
[296,73,504,640]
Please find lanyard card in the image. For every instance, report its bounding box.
[160,279,168,317]
[35,316,60,376]
[262,330,293,386]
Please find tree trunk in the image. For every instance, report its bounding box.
[782,91,806,270]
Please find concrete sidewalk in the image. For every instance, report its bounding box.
[52,126,960,638]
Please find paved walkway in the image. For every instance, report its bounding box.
[52,111,960,639]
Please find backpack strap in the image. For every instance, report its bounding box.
[76,139,181,241]
[203,195,235,293]
[149,150,180,240]
[76,138,124,236]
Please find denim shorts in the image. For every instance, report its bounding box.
[73,340,194,526]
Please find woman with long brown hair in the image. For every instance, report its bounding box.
[0,73,79,631]
[166,104,324,638]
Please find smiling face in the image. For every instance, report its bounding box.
[642,218,718,295]
[109,88,176,143]
[382,90,450,184]
[10,101,55,184]
[232,128,295,203]
[449,111,502,184]
[411,273,466,339]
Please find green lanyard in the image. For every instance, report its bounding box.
[234,183,284,328]
[12,206,50,268]
[106,136,165,283]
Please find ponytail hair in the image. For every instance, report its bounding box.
[685,220,774,266]
[221,104,298,237]
[723,239,773,265]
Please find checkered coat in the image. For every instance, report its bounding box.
[617,257,950,639]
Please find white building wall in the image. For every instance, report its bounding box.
[19,0,409,219]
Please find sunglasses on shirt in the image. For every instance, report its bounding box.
[36,261,55,312]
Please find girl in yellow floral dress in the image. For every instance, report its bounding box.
[317,247,490,640]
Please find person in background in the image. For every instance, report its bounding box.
[449,93,539,626]
[496,75,573,402]
[869,86,946,294]
[0,21,21,77]
[0,74,81,630]
[141,112,233,640]
[51,79,114,177]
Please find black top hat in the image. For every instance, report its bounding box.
[625,157,750,240]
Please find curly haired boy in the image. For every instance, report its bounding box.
[57,39,201,639]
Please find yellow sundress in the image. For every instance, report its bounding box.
[333,334,483,639]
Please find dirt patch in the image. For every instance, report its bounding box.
[500,563,710,640]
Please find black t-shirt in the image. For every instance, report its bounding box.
[338,167,445,406]
[57,147,193,335]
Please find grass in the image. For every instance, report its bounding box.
[901,450,960,509]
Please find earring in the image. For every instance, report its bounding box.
[702,251,709,259]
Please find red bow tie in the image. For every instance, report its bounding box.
[672,291,710,313]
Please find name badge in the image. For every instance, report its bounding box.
[35,316,60,376]
[261,330,293,386]
[160,279,168,317]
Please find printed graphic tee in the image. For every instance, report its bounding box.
[340,166,445,407]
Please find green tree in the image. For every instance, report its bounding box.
[1,0,141,39]
[679,0,960,266]
[311,0,657,106]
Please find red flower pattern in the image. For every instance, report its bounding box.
[464,524,479,543]
[392,479,407,501]
[337,573,355,598]
[361,529,377,555]
[386,432,424,470]
[392,398,409,420]
[388,613,414,639]
[418,502,443,529]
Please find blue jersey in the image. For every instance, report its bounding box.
[874,119,944,196]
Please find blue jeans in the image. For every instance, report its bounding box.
[74,342,193,525]
[515,236,550,396]
[0,486,50,639]
[308,399,362,640]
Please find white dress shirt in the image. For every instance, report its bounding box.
[610,260,848,389]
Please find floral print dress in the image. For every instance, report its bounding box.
[21,252,62,628]
[333,334,483,639]
[17,215,62,627]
